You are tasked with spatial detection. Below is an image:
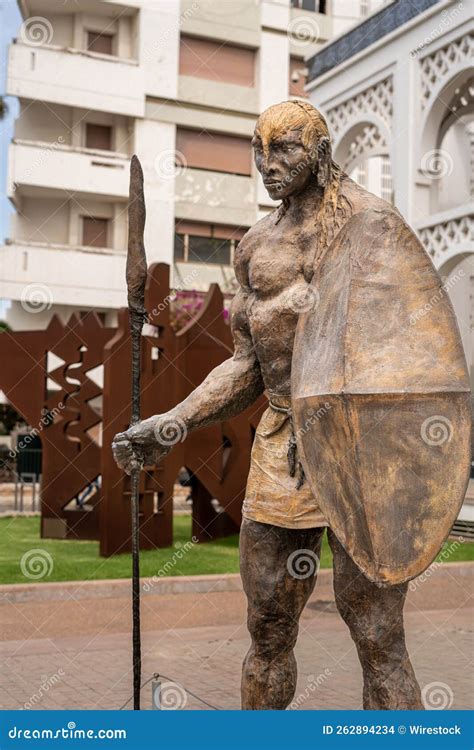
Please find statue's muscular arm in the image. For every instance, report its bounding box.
[112,286,264,474]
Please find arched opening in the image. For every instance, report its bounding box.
[334,120,392,202]
[438,252,474,389]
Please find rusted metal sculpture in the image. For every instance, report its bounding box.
[113,100,471,710]
[0,313,115,540]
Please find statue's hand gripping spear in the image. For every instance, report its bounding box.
[126,155,147,710]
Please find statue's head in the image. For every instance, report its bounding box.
[252,100,332,201]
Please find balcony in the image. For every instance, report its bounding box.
[7,40,144,117]
[175,168,257,228]
[8,140,130,203]
[0,241,126,309]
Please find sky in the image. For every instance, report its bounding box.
[0,0,21,319]
[0,0,21,245]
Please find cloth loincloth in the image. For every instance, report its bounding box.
[242,394,328,529]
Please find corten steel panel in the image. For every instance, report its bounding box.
[100,263,265,556]
[176,128,252,176]
[0,312,116,540]
[292,208,471,585]
[179,35,256,87]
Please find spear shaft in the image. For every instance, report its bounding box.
[127,155,147,711]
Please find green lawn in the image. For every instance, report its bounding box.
[0,515,471,585]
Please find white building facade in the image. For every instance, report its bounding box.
[307,0,474,387]
[1,0,350,329]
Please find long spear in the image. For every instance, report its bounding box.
[126,155,147,710]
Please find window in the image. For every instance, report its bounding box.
[289,57,307,98]
[87,31,114,56]
[176,129,252,176]
[360,0,370,17]
[85,124,113,151]
[381,156,393,204]
[291,0,325,11]
[179,35,255,87]
[82,217,109,248]
[174,222,247,266]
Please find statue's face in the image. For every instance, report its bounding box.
[252,128,313,201]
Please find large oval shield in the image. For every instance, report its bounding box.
[292,207,471,585]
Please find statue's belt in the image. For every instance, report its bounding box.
[268,398,306,490]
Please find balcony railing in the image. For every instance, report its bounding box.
[7,40,144,117]
[9,140,130,200]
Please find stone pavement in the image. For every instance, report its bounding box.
[0,563,472,711]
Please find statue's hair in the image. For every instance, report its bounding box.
[255,100,330,149]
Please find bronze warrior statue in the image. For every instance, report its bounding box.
[113,101,471,710]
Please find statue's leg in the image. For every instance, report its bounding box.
[328,529,423,709]
[240,518,324,709]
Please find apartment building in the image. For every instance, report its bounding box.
[0,0,344,329]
